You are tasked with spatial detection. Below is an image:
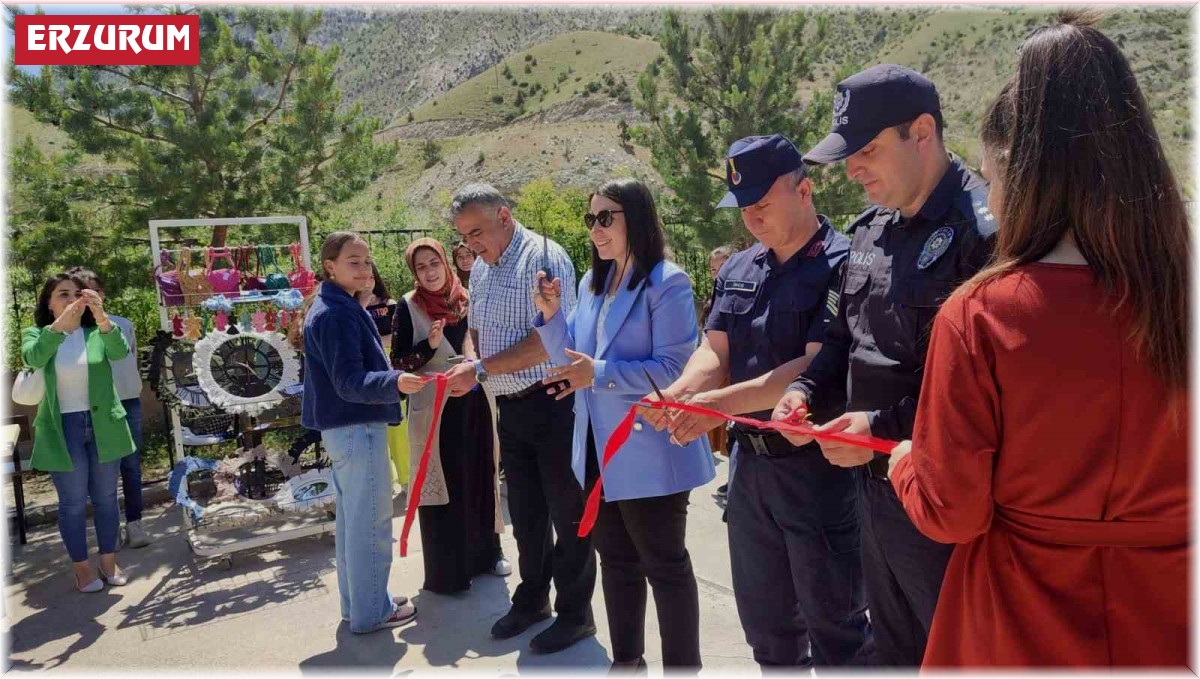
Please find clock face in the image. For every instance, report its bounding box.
[211,336,287,398]
[160,341,211,409]
[193,330,300,416]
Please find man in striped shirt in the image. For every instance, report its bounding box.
[445,183,597,655]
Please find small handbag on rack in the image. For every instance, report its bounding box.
[154,250,185,307]
[258,245,291,292]
[238,246,266,291]
[177,247,214,303]
[205,247,242,295]
[287,243,317,296]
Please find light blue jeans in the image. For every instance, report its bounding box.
[51,411,121,562]
[321,422,399,633]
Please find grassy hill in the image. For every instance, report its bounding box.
[404,30,661,129]
[10,6,1191,234]
[324,7,662,126]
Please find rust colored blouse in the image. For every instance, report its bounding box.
[892,263,1188,668]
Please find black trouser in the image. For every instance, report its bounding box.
[727,441,870,667]
[496,388,596,625]
[859,469,954,667]
[586,430,701,670]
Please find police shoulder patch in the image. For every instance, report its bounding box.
[917,226,955,270]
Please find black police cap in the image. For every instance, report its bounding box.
[716,134,805,209]
[804,64,941,165]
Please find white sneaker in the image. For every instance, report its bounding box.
[491,557,512,577]
[125,520,151,548]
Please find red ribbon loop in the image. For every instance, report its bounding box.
[399,373,448,557]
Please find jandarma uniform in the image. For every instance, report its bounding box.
[710,134,869,667]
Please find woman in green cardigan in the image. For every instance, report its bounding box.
[23,272,135,593]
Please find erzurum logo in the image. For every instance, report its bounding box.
[14,15,200,66]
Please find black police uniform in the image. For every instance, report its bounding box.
[708,217,870,667]
[791,156,997,666]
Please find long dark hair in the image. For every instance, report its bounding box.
[588,178,666,296]
[367,261,390,301]
[34,272,92,328]
[966,10,1188,393]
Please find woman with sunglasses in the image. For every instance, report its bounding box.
[533,178,714,672]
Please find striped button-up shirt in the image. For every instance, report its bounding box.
[469,222,578,396]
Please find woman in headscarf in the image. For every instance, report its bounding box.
[391,238,506,594]
[451,241,476,288]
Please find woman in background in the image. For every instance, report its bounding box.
[23,271,135,592]
[701,245,736,501]
[356,263,409,495]
[452,241,476,288]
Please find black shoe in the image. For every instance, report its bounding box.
[529,618,597,654]
[490,605,552,639]
[716,483,728,497]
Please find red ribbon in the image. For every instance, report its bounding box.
[576,399,901,538]
[399,373,447,557]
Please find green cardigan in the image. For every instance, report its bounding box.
[21,325,135,472]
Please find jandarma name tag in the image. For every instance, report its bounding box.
[724,280,758,293]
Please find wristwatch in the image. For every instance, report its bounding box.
[473,359,489,384]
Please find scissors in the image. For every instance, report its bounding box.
[642,366,666,403]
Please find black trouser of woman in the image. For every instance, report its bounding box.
[586,427,701,670]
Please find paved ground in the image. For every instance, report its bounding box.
[3,457,757,674]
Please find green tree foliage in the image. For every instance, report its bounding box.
[634,9,863,248]
[512,177,592,275]
[9,6,396,246]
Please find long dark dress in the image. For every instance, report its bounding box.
[391,303,501,594]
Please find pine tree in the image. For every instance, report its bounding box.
[634,9,862,247]
[9,6,396,246]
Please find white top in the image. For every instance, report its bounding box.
[110,316,141,401]
[597,292,617,343]
[55,329,90,414]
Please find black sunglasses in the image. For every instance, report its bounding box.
[583,209,624,229]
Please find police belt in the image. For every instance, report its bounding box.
[730,424,802,458]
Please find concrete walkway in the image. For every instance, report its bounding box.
[3,460,756,674]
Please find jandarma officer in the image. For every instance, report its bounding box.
[648,134,869,667]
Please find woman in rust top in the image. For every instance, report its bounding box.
[889,12,1189,667]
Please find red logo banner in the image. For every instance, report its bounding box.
[14,15,200,66]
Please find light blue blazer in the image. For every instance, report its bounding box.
[533,260,715,501]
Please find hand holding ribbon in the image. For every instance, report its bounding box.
[576,397,901,538]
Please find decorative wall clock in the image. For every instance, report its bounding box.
[193,331,300,416]
[151,336,213,410]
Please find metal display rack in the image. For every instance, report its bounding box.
[148,216,333,568]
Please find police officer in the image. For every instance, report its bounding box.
[644,134,870,667]
[773,65,997,667]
